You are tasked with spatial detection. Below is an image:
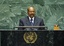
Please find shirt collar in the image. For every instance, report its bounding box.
[29,17,34,21]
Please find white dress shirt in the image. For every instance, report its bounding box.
[29,17,34,23]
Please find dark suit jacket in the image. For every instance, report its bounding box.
[18,16,45,30]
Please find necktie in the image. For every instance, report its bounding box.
[30,18,33,26]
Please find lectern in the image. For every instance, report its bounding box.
[0,28,64,46]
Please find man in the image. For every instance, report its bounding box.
[18,6,45,30]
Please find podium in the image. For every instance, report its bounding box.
[0,29,64,46]
[1,30,49,46]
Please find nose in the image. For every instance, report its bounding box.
[31,11,34,14]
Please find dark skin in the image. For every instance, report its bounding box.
[27,7,35,18]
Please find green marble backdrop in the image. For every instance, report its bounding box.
[0,0,64,30]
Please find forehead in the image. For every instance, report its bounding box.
[28,7,35,11]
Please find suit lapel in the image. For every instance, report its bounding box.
[25,16,31,26]
[33,16,38,26]
[25,16,38,26]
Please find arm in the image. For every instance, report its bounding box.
[18,19,24,30]
[39,19,45,30]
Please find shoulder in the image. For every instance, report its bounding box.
[35,16,43,21]
[19,16,28,21]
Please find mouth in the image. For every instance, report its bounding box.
[30,15,34,18]
[30,14,34,15]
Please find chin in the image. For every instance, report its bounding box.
[29,14,34,18]
[31,16,34,18]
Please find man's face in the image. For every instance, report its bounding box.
[27,7,35,18]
